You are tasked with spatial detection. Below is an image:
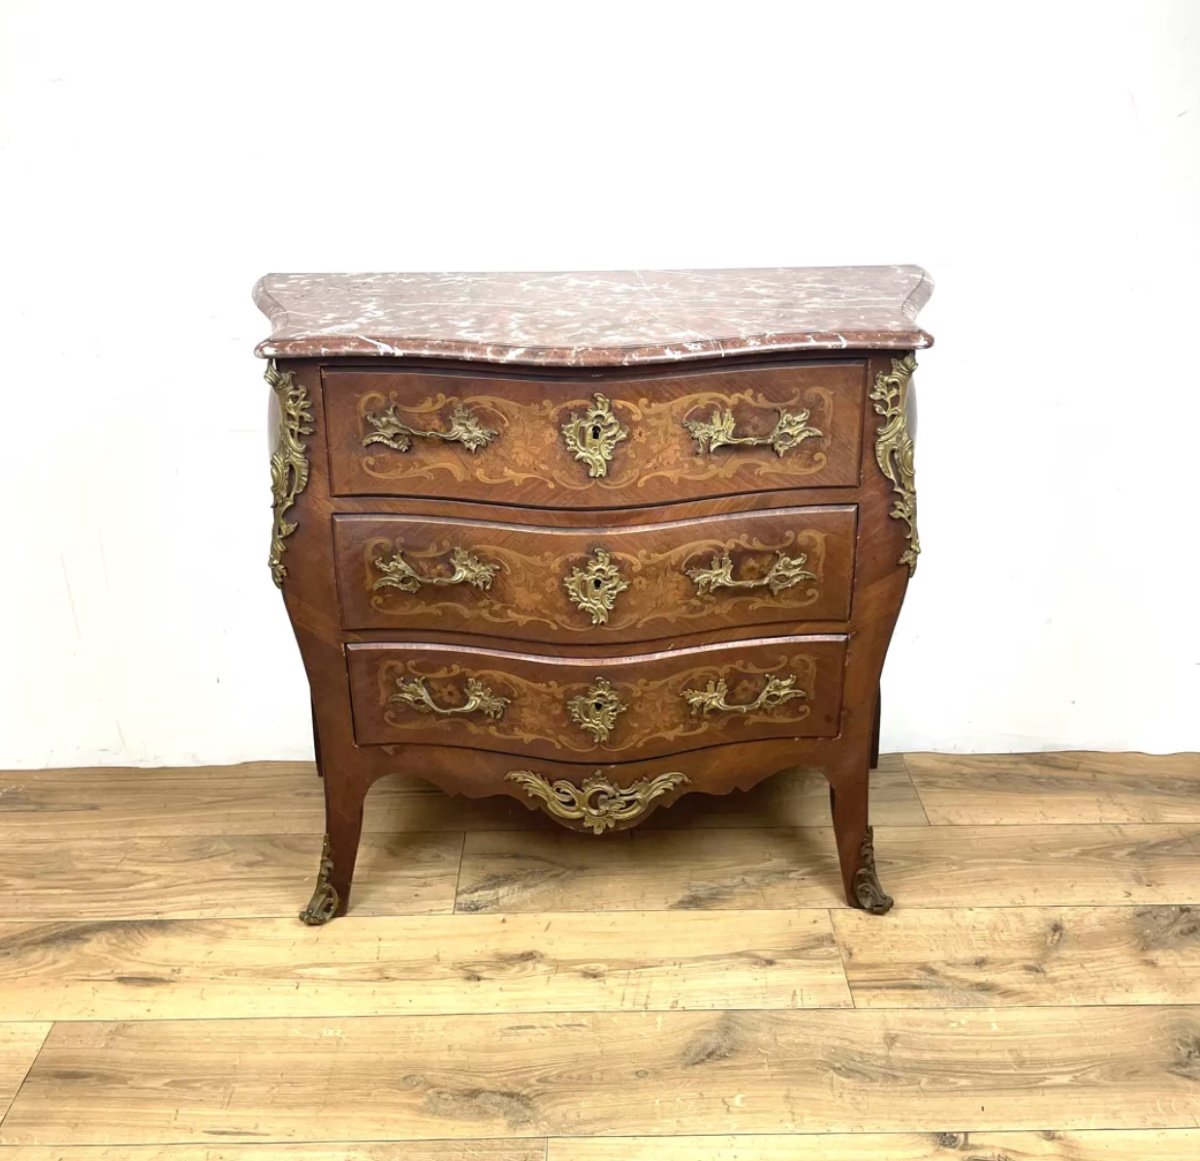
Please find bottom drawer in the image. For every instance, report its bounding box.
[346,635,846,763]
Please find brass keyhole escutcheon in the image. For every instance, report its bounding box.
[562,548,630,626]
[561,394,628,478]
[567,678,629,745]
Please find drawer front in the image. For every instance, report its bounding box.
[346,636,846,761]
[334,506,856,642]
[324,363,864,507]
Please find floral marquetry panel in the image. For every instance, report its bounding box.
[345,637,847,760]
[321,363,866,508]
[332,507,856,643]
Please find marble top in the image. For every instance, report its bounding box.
[253,266,933,367]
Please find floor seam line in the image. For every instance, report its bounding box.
[0,1021,53,1131]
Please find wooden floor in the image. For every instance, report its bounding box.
[1,751,1199,1158]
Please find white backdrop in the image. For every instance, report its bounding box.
[1,0,1197,768]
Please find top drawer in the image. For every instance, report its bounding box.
[323,363,865,508]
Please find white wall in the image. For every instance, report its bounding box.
[1,0,1197,768]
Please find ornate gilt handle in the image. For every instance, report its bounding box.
[388,676,509,720]
[686,549,816,597]
[372,547,500,594]
[682,674,807,717]
[363,403,497,453]
[506,769,688,834]
[684,406,821,457]
[561,394,628,478]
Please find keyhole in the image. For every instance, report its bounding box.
[593,578,603,590]
[590,424,601,440]
[593,701,604,712]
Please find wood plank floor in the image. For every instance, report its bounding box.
[0,752,1197,1158]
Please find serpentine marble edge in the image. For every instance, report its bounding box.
[253,265,933,367]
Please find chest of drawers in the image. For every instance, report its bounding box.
[254,267,932,923]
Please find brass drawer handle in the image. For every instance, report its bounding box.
[687,549,816,597]
[561,394,628,478]
[373,547,500,594]
[684,406,821,457]
[563,548,629,625]
[682,673,807,717]
[388,676,509,720]
[363,403,497,453]
[506,769,688,834]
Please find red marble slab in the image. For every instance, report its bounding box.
[254,266,933,367]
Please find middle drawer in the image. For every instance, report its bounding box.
[334,506,856,643]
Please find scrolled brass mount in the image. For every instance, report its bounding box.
[372,546,500,594]
[298,834,338,926]
[684,406,821,457]
[363,403,496,453]
[686,549,816,597]
[853,826,894,914]
[506,769,688,834]
[870,354,921,575]
[682,673,807,717]
[388,676,509,720]
[266,360,314,588]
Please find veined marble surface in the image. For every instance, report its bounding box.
[253,266,933,366]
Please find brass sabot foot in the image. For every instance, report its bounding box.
[852,825,894,915]
[298,834,339,925]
